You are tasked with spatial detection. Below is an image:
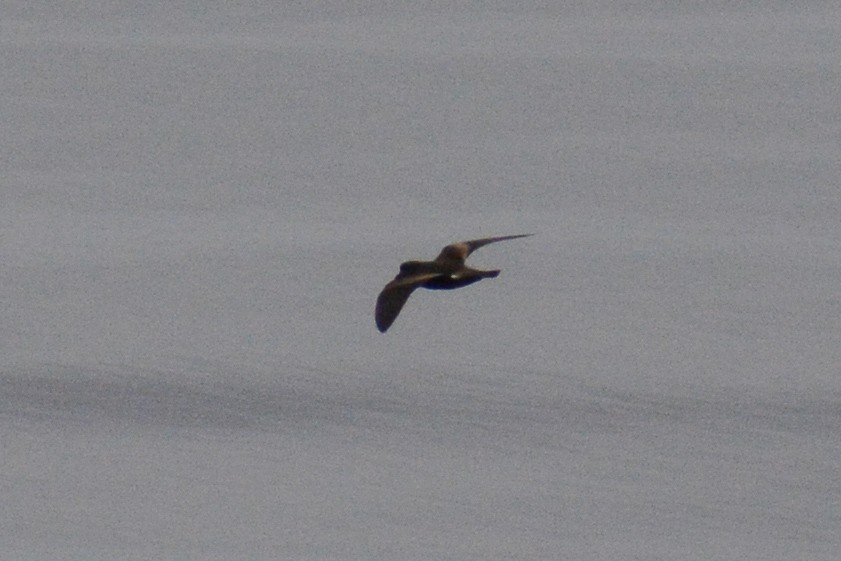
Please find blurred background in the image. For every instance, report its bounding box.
[2,3,840,559]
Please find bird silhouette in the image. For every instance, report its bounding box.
[375,234,533,332]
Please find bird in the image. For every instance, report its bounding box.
[375,234,533,332]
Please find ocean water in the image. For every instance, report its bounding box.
[2,3,840,559]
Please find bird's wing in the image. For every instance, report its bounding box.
[375,273,441,332]
[434,234,533,263]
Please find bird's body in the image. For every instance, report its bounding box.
[375,234,532,332]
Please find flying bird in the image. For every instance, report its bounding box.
[375,234,533,332]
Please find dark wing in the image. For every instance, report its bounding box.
[434,234,533,263]
[375,273,441,332]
